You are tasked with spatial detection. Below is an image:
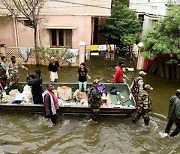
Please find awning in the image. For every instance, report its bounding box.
[43,25,76,29]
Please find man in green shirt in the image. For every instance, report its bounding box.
[165,90,180,137]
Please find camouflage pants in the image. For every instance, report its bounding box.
[132,110,150,125]
[92,109,100,121]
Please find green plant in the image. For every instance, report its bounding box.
[143,5,180,63]
[36,47,77,65]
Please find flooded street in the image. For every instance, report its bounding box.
[0,55,179,153]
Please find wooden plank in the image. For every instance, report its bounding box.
[164,63,169,79]
[159,61,164,78]
[176,65,180,80]
[170,65,175,80]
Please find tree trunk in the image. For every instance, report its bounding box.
[34,25,39,65]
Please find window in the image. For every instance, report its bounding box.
[138,14,144,28]
[51,29,72,48]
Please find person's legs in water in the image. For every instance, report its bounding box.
[165,119,174,134]
[92,109,100,121]
[50,114,57,125]
[132,111,142,124]
[143,112,150,125]
[170,118,180,137]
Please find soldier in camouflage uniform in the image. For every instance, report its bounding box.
[130,71,146,103]
[87,79,102,122]
[132,84,153,125]
[7,56,28,83]
[0,61,7,90]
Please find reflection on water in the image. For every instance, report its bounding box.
[1,55,179,153]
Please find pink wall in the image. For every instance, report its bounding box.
[0,15,92,49]
[0,20,16,47]
[40,15,92,49]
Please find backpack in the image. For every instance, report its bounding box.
[110,86,117,95]
[131,77,142,98]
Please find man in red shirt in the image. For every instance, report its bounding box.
[112,61,124,84]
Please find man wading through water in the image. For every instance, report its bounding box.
[87,79,102,122]
[131,71,147,103]
[132,84,153,126]
[43,84,59,125]
[165,89,180,137]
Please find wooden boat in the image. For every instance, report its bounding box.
[0,82,136,115]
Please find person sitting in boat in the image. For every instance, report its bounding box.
[43,84,59,125]
[87,79,102,122]
[112,61,124,84]
[7,56,28,85]
[165,89,180,137]
[27,70,43,104]
[132,84,153,126]
[130,71,147,103]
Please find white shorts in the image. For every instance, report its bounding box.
[50,71,58,82]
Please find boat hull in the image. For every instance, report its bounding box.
[0,82,136,115]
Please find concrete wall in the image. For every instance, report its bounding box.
[0,0,111,48]
[129,0,170,38]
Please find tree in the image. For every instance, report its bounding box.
[100,2,141,46]
[2,0,45,65]
[143,5,180,63]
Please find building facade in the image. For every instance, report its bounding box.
[0,0,111,64]
[129,0,180,39]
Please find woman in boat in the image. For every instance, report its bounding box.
[43,84,59,125]
[48,57,60,82]
[77,62,91,92]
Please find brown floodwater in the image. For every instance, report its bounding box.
[0,55,179,153]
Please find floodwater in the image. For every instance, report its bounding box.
[0,55,179,153]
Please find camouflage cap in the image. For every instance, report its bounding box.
[144,84,153,90]
[93,79,100,84]
[139,71,147,76]
[177,89,180,93]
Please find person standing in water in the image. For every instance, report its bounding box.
[132,84,153,126]
[165,90,180,137]
[77,62,91,92]
[43,84,59,125]
[48,57,60,82]
[112,61,124,84]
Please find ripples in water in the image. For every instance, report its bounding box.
[0,113,179,153]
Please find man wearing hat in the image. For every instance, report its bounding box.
[87,79,102,122]
[132,84,153,125]
[27,70,43,104]
[165,90,180,137]
[131,70,147,103]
